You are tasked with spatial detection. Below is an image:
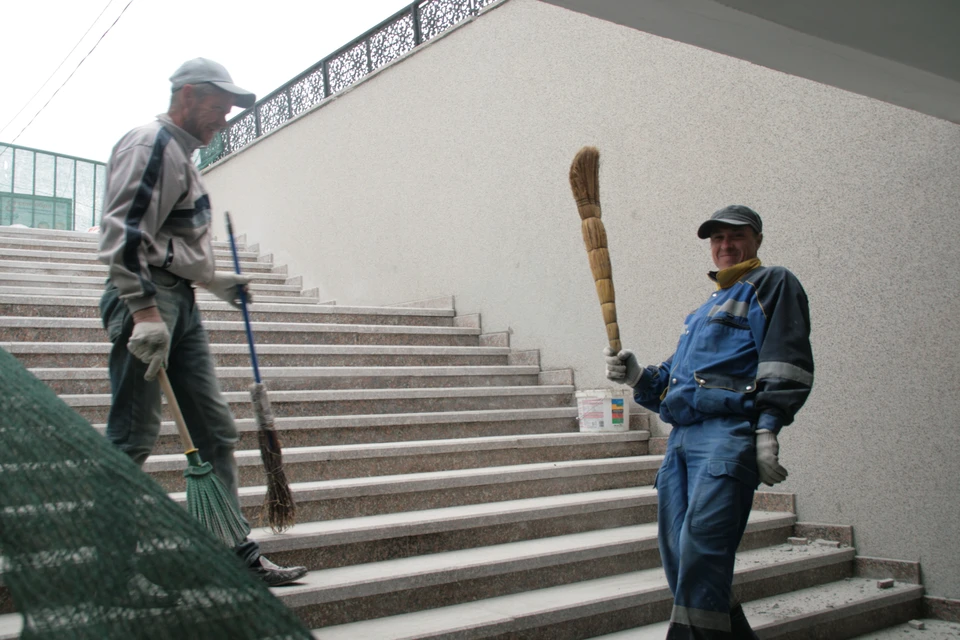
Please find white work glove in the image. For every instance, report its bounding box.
[127,321,170,381]
[756,429,788,486]
[604,347,643,387]
[205,272,253,309]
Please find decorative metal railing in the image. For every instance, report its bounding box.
[0,143,106,231]
[198,0,500,169]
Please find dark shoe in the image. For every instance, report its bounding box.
[249,556,307,587]
[96,573,181,609]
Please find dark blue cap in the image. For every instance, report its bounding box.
[697,205,763,239]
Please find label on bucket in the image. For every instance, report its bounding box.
[576,391,629,432]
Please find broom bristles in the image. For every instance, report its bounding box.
[569,146,601,211]
[184,458,251,548]
[569,145,621,353]
[251,383,296,533]
[258,427,296,533]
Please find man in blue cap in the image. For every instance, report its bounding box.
[605,205,814,638]
[98,58,307,592]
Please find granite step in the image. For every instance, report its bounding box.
[66,384,575,423]
[257,501,792,576]
[94,407,580,453]
[0,487,662,615]
[0,257,278,276]
[0,226,106,242]
[176,456,661,524]
[0,235,259,259]
[0,260,293,283]
[35,365,542,394]
[0,317,481,346]
[0,225,248,251]
[248,487,666,572]
[0,272,305,294]
[293,541,856,632]
[0,247,271,270]
[0,513,804,637]
[0,295,456,326]
[145,431,648,491]
[3,342,513,369]
[850,619,960,639]
[0,285,327,304]
[593,578,925,639]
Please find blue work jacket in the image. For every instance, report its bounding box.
[633,262,814,434]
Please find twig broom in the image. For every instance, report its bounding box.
[157,368,250,547]
[569,146,621,353]
[225,212,296,533]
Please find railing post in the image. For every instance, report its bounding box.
[72,159,77,230]
[91,163,98,229]
[52,156,59,228]
[286,88,293,120]
[322,59,332,99]
[254,106,262,138]
[412,1,422,45]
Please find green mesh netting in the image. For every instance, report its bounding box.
[0,347,313,639]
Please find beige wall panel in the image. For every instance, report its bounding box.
[204,0,960,597]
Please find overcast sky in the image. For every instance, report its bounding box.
[1,0,412,162]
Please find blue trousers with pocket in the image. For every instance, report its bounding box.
[656,417,759,639]
[99,267,260,566]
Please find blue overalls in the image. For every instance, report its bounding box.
[633,261,814,638]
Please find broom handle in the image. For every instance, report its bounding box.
[224,212,262,384]
[157,368,197,454]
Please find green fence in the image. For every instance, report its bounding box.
[0,143,106,231]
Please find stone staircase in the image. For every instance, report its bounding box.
[0,225,935,638]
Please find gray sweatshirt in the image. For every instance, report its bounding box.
[98,114,217,312]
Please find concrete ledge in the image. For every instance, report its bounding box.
[753,492,796,514]
[453,313,481,328]
[855,556,923,584]
[539,369,573,386]
[508,349,540,366]
[479,332,509,347]
[389,295,456,310]
[794,522,854,547]
[924,596,960,622]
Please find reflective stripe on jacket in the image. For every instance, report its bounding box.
[633,264,814,433]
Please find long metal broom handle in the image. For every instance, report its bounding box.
[157,368,197,454]
[224,212,262,384]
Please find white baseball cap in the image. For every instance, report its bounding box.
[169,57,256,108]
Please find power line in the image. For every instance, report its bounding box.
[0,0,120,141]
[0,0,136,153]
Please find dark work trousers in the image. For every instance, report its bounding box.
[99,267,260,567]
[656,417,760,639]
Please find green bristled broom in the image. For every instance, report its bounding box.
[157,368,250,547]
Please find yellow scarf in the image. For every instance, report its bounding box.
[712,258,761,289]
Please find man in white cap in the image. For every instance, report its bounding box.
[605,205,814,638]
[98,58,307,590]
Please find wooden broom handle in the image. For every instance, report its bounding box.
[157,368,197,453]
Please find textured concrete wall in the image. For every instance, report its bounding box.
[204,0,960,597]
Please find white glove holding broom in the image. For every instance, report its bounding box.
[128,309,170,381]
[204,272,254,308]
[604,347,643,387]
